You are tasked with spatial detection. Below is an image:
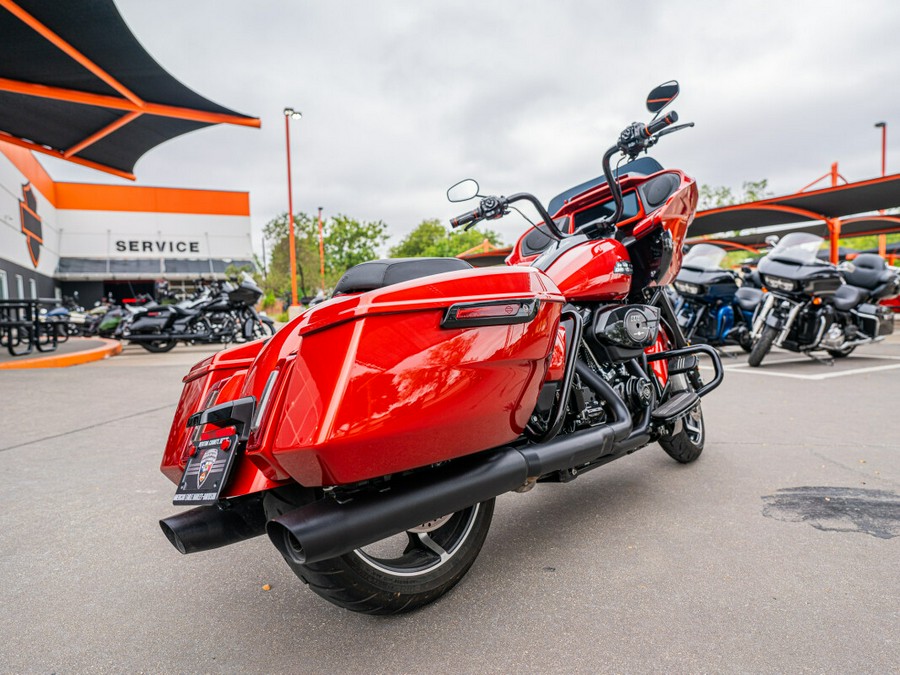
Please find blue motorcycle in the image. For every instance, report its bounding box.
[672,244,763,351]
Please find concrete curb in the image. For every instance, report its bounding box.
[0,338,122,370]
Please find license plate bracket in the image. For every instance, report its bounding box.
[173,434,238,506]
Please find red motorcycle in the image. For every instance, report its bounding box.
[159,81,722,614]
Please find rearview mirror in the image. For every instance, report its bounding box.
[447,179,479,203]
[764,235,780,247]
[646,81,680,114]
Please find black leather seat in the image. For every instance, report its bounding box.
[843,254,891,291]
[735,286,763,312]
[832,284,869,311]
[333,257,473,296]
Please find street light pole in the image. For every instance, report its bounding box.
[875,121,887,256]
[317,206,326,293]
[284,107,302,309]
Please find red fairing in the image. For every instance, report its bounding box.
[542,238,631,301]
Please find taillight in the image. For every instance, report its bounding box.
[252,369,279,431]
[247,369,280,450]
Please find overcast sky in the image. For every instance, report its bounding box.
[41,0,900,254]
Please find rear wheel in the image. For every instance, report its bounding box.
[266,492,495,615]
[139,338,177,353]
[748,325,777,367]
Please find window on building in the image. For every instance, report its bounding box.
[29,278,37,299]
[15,274,24,299]
[0,270,7,299]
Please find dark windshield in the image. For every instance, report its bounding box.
[572,191,640,230]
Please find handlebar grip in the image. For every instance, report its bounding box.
[643,111,679,137]
[450,209,480,229]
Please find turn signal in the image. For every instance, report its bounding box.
[812,297,822,305]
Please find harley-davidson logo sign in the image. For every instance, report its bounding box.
[19,184,42,267]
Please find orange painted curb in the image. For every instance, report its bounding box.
[0,338,122,370]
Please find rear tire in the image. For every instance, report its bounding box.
[139,338,177,353]
[266,491,495,615]
[748,325,777,367]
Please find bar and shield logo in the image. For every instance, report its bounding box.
[19,183,42,267]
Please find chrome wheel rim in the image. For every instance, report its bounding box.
[684,406,704,445]
[353,504,480,578]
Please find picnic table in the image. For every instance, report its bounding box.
[0,298,61,357]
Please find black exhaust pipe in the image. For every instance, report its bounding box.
[160,492,267,554]
[268,412,629,565]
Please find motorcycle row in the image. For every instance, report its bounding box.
[671,236,899,367]
[42,274,275,353]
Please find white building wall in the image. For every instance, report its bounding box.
[0,152,60,279]
[56,210,252,260]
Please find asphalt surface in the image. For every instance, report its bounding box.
[1,336,898,673]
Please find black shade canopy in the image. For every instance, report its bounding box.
[689,173,900,238]
[696,216,900,250]
[0,0,259,179]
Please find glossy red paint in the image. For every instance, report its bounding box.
[255,267,564,486]
[507,169,697,287]
[545,324,567,381]
[645,326,671,386]
[542,238,632,301]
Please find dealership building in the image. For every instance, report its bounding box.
[0,142,254,306]
[0,1,259,308]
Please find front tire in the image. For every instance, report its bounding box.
[748,325,777,367]
[659,404,705,463]
[266,493,495,615]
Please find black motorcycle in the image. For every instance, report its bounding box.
[672,243,763,351]
[122,275,275,353]
[747,232,898,367]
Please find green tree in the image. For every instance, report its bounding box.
[698,179,772,210]
[324,214,389,277]
[389,218,504,258]
[262,212,389,300]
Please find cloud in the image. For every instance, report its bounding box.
[41,0,900,253]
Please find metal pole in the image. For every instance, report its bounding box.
[317,206,325,293]
[285,112,299,307]
[876,122,887,256]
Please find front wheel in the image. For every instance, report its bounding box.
[748,325,777,367]
[267,495,495,615]
[659,404,705,463]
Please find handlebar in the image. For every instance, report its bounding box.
[643,111,678,137]
[450,209,481,229]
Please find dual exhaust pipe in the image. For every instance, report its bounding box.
[161,409,628,565]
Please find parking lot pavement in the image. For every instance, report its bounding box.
[0,335,897,673]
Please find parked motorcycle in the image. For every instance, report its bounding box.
[672,243,763,351]
[747,232,898,367]
[122,276,273,352]
[158,82,723,614]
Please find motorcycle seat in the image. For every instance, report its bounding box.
[734,286,763,311]
[333,257,473,296]
[843,254,891,291]
[831,284,869,311]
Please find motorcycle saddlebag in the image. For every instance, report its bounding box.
[129,314,169,333]
[246,266,566,486]
[854,303,894,338]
